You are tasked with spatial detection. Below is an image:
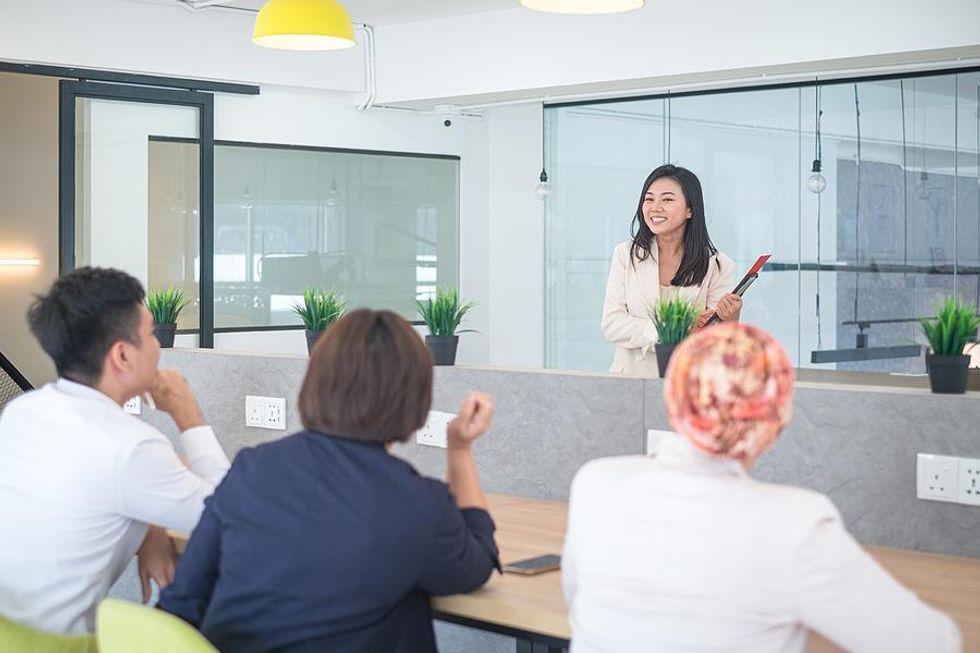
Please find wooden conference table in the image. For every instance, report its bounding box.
[170,494,980,652]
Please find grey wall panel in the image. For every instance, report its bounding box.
[394,367,646,501]
[154,351,980,557]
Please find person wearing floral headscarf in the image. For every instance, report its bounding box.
[563,323,960,653]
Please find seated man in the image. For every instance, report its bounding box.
[0,267,230,635]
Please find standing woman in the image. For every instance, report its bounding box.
[601,164,742,374]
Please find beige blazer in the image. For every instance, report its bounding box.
[601,240,735,375]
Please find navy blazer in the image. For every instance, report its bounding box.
[158,430,499,653]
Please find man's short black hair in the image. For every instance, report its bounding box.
[27,267,146,384]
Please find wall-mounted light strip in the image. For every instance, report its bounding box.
[0,258,40,267]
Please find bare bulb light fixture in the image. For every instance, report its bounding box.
[808,82,826,194]
[807,159,827,194]
[535,169,550,200]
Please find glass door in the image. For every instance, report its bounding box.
[59,81,215,346]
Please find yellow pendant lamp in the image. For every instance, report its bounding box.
[520,0,644,13]
[252,0,356,51]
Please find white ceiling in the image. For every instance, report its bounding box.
[222,0,518,25]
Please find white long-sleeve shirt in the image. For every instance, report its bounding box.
[562,435,961,653]
[0,379,230,635]
[601,240,735,376]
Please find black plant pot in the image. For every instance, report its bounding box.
[305,329,325,355]
[926,354,970,394]
[426,335,459,366]
[152,323,177,348]
[654,342,677,378]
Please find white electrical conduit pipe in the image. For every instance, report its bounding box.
[174,0,377,110]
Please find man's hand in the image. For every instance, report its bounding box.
[137,526,177,603]
[446,392,493,450]
[150,370,205,432]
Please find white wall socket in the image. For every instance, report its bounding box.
[122,396,141,415]
[917,454,957,501]
[957,457,980,507]
[245,395,286,431]
[415,410,454,448]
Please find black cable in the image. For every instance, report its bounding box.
[853,84,861,324]
[900,80,908,268]
[814,80,823,350]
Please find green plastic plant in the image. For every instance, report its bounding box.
[416,288,475,337]
[649,297,699,346]
[920,297,979,356]
[292,287,347,331]
[146,287,188,325]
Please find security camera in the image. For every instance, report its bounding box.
[435,104,459,128]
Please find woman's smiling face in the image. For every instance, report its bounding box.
[642,176,691,238]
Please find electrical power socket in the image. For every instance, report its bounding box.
[245,395,286,430]
[957,457,980,507]
[415,410,454,448]
[122,396,141,415]
[916,453,958,502]
[264,397,286,431]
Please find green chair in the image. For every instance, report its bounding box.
[0,614,96,653]
[95,599,219,653]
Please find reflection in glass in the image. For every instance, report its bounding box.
[545,70,980,373]
[209,145,460,328]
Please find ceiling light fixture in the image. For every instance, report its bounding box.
[519,0,644,14]
[253,0,356,51]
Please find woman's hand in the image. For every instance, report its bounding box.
[695,309,715,330]
[714,293,742,322]
[447,392,494,450]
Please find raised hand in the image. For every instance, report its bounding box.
[447,392,494,450]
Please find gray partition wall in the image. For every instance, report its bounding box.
[149,349,980,558]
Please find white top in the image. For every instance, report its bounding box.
[0,379,230,635]
[601,240,735,375]
[562,435,961,653]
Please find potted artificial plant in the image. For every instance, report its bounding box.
[920,298,979,394]
[146,287,188,348]
[649,297,699,378]
[293,287,347,354]
[417,288,475,366]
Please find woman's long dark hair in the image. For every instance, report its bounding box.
[629,164,718,286]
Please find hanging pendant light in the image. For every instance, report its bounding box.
[535,169,550,200]
[520,0,644,14]
[807,81,826,194]
[253,0,356,51]
[807,160,827,194]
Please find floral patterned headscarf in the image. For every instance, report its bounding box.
[664,323,794,461]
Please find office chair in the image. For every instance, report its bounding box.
[96,598,219,653]
[0,350,32,414]
[0,615,96,653]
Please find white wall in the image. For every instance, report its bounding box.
[486,104,544,367]
[83,101,198,285]
[374,0,980,106]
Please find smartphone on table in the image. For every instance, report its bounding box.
[502,554,561,575]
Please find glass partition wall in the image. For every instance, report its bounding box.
[545,69,980,373]
[149,141,460,330]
